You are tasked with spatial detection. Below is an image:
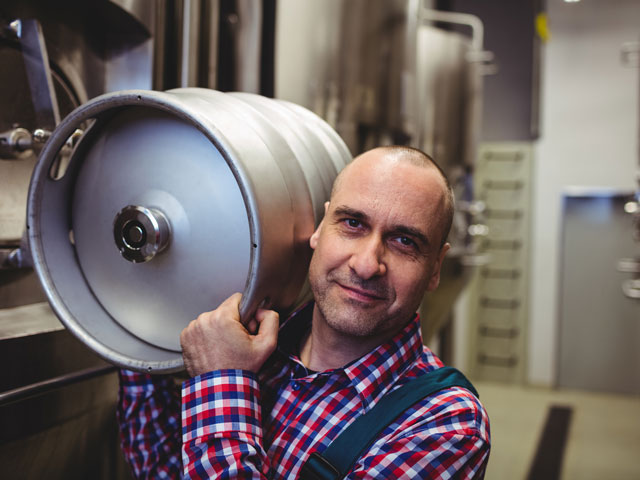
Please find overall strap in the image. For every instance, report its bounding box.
[299,366,478,480]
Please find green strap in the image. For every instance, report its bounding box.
[299,366,478,480]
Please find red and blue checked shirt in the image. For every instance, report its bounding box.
[118,302,490,479]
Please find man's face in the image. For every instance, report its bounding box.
[308,151,450,341]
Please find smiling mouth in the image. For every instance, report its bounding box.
[336,282,386,302]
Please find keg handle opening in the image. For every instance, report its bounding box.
[238,294,272,330]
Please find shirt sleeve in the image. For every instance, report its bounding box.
[117,369,182,479]
[348,387,491,479]
[181,369,267,479]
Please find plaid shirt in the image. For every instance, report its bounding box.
[118,303,490,479]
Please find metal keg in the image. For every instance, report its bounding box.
[27,88,351,373]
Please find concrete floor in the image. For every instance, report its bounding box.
[476,381,640,480]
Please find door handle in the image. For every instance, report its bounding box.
[617,258,640,273]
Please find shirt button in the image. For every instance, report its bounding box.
[291,382,301,391]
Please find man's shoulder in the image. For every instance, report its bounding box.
[358,363,491,478]
[392,355,489,439]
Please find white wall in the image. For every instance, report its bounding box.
[529,0,640,386]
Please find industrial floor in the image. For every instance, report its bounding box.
[475,381,640,480]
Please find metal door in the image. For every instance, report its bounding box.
[558,190,640,394]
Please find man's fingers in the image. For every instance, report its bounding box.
[180,294,278,375]
[254,309,279,350]
[219,292,243,316]
[247,318,258,334]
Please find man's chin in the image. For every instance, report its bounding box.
[327,319,380,338]
[323,305,388,338]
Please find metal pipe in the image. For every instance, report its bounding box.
[14,18,61,129]
[418,7,484,51]
[416,5,491,172]
[235,0,263,93]
[181,0,194,87]
[0,365,117,407]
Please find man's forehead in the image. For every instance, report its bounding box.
[333,155,445,200]
[329,178,440,226]
[329,154,447,238]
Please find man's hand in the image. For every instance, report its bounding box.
[180,293,279,377]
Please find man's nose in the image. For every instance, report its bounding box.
[348,235,387,279]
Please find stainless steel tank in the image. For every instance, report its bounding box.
[0,3,158,477]
[27,88,350,372]
[274,0,490,342]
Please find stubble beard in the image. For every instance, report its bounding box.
[310,269,397,338]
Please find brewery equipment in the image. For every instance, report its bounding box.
[619,40,640,300]
[0,2,155,476]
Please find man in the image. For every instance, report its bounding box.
[118,146,490,479]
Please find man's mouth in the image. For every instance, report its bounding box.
[336,282,386,302]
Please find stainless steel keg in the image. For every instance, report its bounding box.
[27,88,351,373]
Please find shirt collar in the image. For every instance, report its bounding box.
[278,302,424,411]
[341,313,423,411]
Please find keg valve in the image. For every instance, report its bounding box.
[113,205,170,263]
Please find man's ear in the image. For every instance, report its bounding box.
[310,201,330,249]
[426,242,450,292]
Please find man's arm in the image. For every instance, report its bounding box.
[179,293,279,479]
[181,370,267,479]
[117,370,182,479]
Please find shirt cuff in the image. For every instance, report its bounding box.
[181,369,262,443]
[119,368,177,394]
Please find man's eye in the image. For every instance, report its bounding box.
[345,218,361,228]
[396,236,416,248]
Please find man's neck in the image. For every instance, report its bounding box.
[299,306,393,372]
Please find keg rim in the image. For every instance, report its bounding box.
[27,89,260,372]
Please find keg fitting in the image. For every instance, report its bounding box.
[113,205,170,263]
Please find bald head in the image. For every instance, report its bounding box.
[331,146,454,247]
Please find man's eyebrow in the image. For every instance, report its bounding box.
[391,225,430,247]
[332,206,369,221]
